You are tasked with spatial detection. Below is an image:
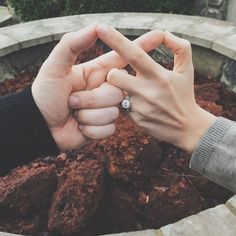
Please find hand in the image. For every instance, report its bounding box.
[68,27,165,141]
[97,25,217,153]
[32,24,164,151]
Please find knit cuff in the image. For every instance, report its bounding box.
[190,117,234,174]
[19,85,60,157]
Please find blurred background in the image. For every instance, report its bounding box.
[0,0,235,24]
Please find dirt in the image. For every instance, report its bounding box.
[0,44,235,236]
[48,160,104,236]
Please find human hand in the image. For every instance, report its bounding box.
[97,25,217,153]
[32,24,123,151]
[32,24,164,151]
[68,27,165,141]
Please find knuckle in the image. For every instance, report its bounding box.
[111,107,119,120]
[162,79,171,88]
[158,77,171,89]
[83,127,97,140]
[76,111,86,124]
[152,29,164,41]
[153,29,164,35]
[128,49,143,65]
[136,105,149,118]
[114,88,125,102]
[74,110,80,121]
[107,68,118,78]
[182,39,191,50]
[107,68,119,83]
[146,91,158,103]
[86,92,95,107]
[132,113,144,124]
[61,32,72,42]
[108,124,116,135]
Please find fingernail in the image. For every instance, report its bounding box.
[69,95,80,108]
[97,24,109,36]
[79,125,84,131]
[120,69,128,74]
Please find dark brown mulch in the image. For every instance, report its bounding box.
[0,44,235,236]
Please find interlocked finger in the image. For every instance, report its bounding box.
[75,107,119,126]
[79,124,116,140]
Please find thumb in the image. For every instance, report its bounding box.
[44,24,98,76]
[107,69,137,93]
[164,31,193,74]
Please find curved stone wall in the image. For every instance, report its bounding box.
[0,6,11,26]
[0,13,235,91]
[0,13,236,236]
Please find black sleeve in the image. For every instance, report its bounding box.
[0,85,60,175]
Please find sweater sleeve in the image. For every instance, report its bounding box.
[0,85,59,175]
[190,117,236,192]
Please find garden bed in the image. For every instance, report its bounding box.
[0,44,235,236]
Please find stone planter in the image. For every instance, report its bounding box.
[0,13,235,236]
[0,6,11,26]
[5,0,20,22]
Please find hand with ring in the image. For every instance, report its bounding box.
[33,24,164,151]
[95,24,217,153]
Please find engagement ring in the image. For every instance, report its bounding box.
[121,96,131,112]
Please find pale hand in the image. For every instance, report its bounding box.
[32,24,164,151]
[96,25,217,153]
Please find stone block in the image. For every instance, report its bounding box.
[151,14,202,36]
[161,204,236,236]
[0,233,22,236]
[0,57,16,81]
[0,6,11,26]
[155,229,164,236]
[43,13,120,41]
[6,46,41,73]
[38,15,86,41]
[221,59,236,93]
[0,34,19,57]
[213,33,236,60]
[101,229,158,236]
[227,0,236,24]
[209,0,226,6]
[115,13,158,36]
[226,195,236,215]
[0,21,53,49]
[192,45,225,79]
[81,12,121,28]
[182,18,236,48]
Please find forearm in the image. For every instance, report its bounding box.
[0,86,59,175]
[190,117,236,192]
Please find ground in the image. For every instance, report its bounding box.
[0,44,235,236]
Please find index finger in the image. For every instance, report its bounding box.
[69,82,124,109]
[93,29,165,71]
[76,29,165,90]
[96,24,163,78]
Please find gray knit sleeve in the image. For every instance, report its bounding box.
[190,117,236,192]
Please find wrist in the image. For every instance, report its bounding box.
[176,105,217,153]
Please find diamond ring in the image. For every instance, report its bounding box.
[121,96,131,112]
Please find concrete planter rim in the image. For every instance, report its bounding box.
[0,12,235,59]
[0,12,236,236]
